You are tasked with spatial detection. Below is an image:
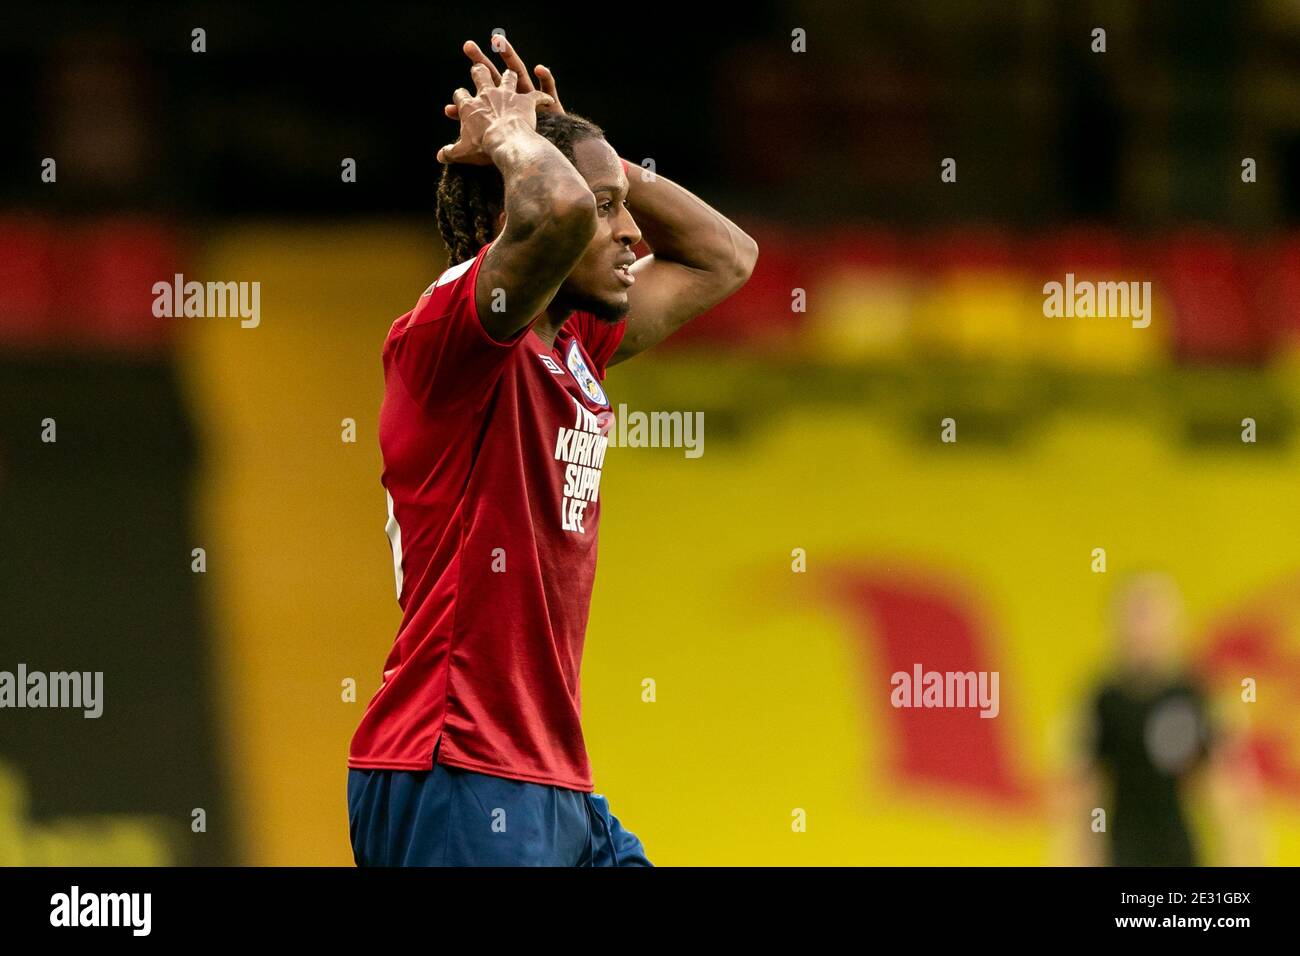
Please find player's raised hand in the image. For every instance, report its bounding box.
[442,37,564,122]
[437,62,554,165]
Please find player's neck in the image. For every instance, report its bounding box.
[531,307,574,351]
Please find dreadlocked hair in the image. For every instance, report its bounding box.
[435,111,606,265]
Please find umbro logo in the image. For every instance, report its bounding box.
[537,354,565,375]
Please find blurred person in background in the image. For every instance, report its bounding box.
[1066,572,1261,866]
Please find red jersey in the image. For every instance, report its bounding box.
[347,242,625,791]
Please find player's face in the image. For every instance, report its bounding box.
[555,137,641,322]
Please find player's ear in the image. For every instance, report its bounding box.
[494,210,506,236]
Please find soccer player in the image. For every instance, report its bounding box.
[346,38,758,866]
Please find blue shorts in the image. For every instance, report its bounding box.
[347,753,651,867]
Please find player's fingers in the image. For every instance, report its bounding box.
[534,64,556,97]
[469,62,494,94]
[496,38,536,92]
[529,91,554,111]
[438,136,468,161]
[451,87,474,109]
[444,103,458,118]
[439,137,477,164]
[534,65,563,111]
[499,68,518,93]
[462,40,503,84]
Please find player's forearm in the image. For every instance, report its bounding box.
[487,118,596,241]
[622,160,758,281]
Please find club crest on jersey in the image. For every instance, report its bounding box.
[565,340,608,407]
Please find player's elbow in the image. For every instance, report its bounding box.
[736,231,759,281]
[722,230,758,294]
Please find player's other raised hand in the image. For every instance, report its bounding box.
[443,36,565,122]
[436,62,554,166]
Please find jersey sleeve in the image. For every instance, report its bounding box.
[565,311,627,379]
[387,242,529,408]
